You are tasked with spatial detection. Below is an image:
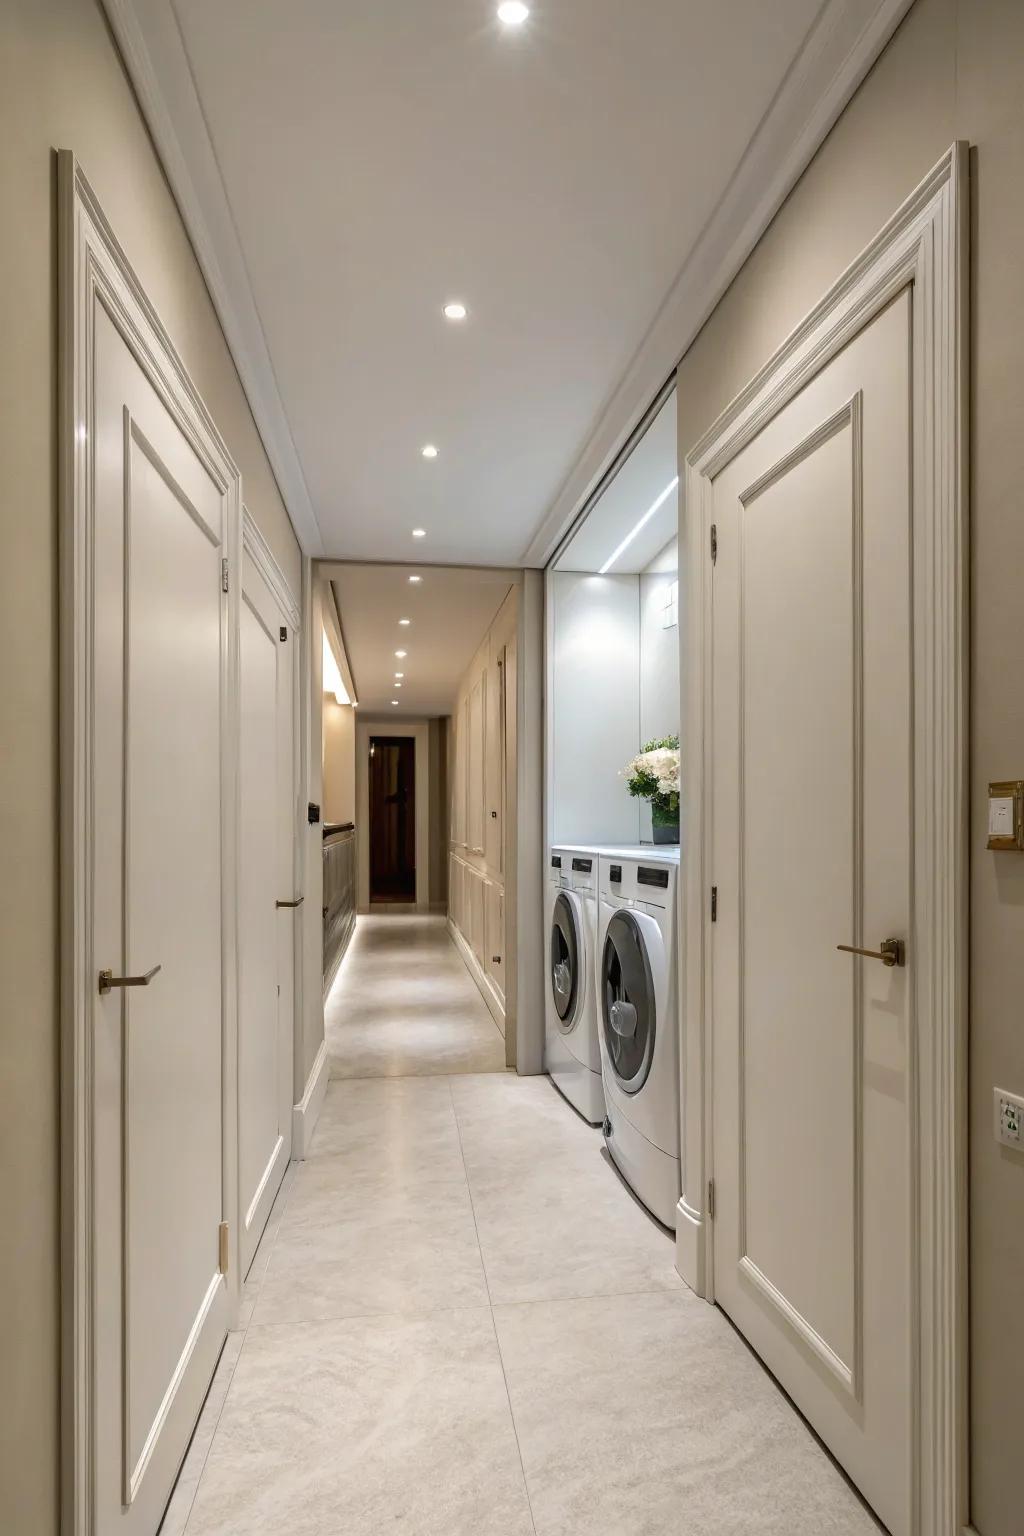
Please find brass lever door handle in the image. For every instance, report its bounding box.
[98,963,162,995]
[276,897,305,909]
[836,939,906,968]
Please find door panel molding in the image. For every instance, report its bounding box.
[59,151,242,1536]
[734,394,865,1408]
[677,145,969,1535]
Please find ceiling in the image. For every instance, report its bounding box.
[108,0,912,567]
[327,565,515,716]
[556,389,677,574]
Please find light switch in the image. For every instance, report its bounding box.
[987,781,1024,851]
[994,1088,1024,1150]
[988,797,1014,838]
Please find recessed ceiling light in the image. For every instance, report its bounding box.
[395,682,403,688]
[395,650,407,659]
[443,301,468,321]
[498,1,529,24]
[412,530,427,542]
[399,618,411,626]
[391,700,399,706]
[395,672,405,679]
[421,446,438,460]
[408,575,422,584]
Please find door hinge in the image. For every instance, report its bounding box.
[218,1221,229,1275]
[221,558,229,594]
[710,524,718,564]
[711,886,718,922]
[279,625,288,642]
[707,1180,715,1220]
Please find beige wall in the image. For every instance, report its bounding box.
[322,700,356,826]
[675,1,1024,1528]
[0,1,302,1528]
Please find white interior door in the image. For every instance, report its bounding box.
[710,290,912,1534]
[92,304,231,1532]
[239,548,296,1277]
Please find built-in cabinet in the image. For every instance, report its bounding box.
[448,587,516,1034]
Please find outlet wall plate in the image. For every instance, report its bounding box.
[994,1087,1024,1149]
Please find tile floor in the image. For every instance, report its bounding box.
[161,920,881,1536]
[325,915,507,1078]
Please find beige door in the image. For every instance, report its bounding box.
[711,290,912,1534]
[92,305,231,1531]
[239,548,296,1277]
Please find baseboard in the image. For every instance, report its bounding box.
[448,918,506,1036]
[675,1195,708,1298]
[291,1040,329,1160]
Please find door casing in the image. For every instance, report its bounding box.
[676,145,969,1536]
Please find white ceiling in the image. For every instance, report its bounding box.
[326,565,515,716]
[108,0,912,566]
[556,389,677,574]
[110,1,914,565]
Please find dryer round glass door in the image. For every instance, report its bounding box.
[550,892,581,1029]
[601,910,656,1092]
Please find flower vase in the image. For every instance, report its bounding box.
[651,799,679,846]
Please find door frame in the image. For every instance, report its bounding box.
[675,144,969,1535]
[58,152,243,1534]
[355,717,430,910]
[240,508,302,1265]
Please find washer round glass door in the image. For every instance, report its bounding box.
[602,909,656,1092]
[550,891,581,1030]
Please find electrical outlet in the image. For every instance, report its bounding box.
[994,1088,1024,1150]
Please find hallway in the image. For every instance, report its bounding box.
[160,923,880,1536]
[326,915,506,1077]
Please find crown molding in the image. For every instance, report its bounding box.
[101,0,324,555]
[521,0,915,567]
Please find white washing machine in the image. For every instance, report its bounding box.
[544,847,605,1124]
[597,849,680,1228]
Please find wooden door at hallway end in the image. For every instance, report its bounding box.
[239,540,297,1278]
[369,737,416,901]
[710,291,912,1535]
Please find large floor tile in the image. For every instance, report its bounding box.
[252,1176,489,1325]
[182,1310,535,1536]
[493,1291,881,1535]
[470,1153,683,1304]
[326,916,506,1078]
[306,1077,468,1183]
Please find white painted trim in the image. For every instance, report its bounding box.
[448,917,506,1032]
[99,0,323,554]
[291,1039,330,1160]
[523,0,914,566]
[242,506,300,629]
[58,151,243,1536]
[681,145,969,1536]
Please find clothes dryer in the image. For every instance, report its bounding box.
[597,850,680,1227]
[544,847,605,1124]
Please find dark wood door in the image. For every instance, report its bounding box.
[369,737,416,902]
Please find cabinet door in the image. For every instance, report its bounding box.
[486,882,505,1004]
[484,648,505,873]
[468,673,485,854]
[453,699,468,847]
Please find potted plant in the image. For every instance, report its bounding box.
[622,736,680,845]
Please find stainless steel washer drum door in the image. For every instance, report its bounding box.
[601,910,656,1092]
[550,891,581,1030]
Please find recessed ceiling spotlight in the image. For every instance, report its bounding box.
[498,1,529,24]
[395,672,405,679]
[395,682,403,688]
[443,301,468,321]
[408,574,422,584]
[412,531,427,542]
[421,446,438,460]
[395,650,408,659]
[399,618,411,627]
[392,700,399,706]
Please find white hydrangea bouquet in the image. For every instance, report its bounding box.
[622,735,680,844]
